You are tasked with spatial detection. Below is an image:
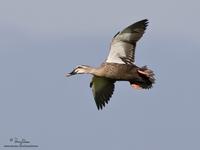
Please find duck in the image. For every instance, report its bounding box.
[65,19,155,110]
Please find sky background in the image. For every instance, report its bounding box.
[0,0,200,149]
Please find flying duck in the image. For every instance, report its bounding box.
[65,19,155,110]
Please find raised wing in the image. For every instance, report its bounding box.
[90,76,115,110]
[106,19,148,64]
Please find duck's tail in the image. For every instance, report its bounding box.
[131,66,155,89]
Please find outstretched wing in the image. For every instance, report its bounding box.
[90,76,115,110]
[106,19,148,64]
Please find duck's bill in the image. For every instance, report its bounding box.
[64,73,72,77]
[64,70,77,77]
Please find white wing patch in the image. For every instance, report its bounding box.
[106,40,133,64]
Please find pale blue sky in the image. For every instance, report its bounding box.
[0,0,200,150]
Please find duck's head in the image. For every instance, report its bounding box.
[65,65,92,77]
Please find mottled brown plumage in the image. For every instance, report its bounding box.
[65,19,155,110]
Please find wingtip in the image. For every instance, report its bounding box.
[96,101,104,110]
[141,19,149,27]
[141,19,148,22]
[96,104,103,110]
[137,19,149,25]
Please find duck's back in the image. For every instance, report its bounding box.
[99,63,139,81]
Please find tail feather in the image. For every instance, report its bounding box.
[137,66,155,89]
